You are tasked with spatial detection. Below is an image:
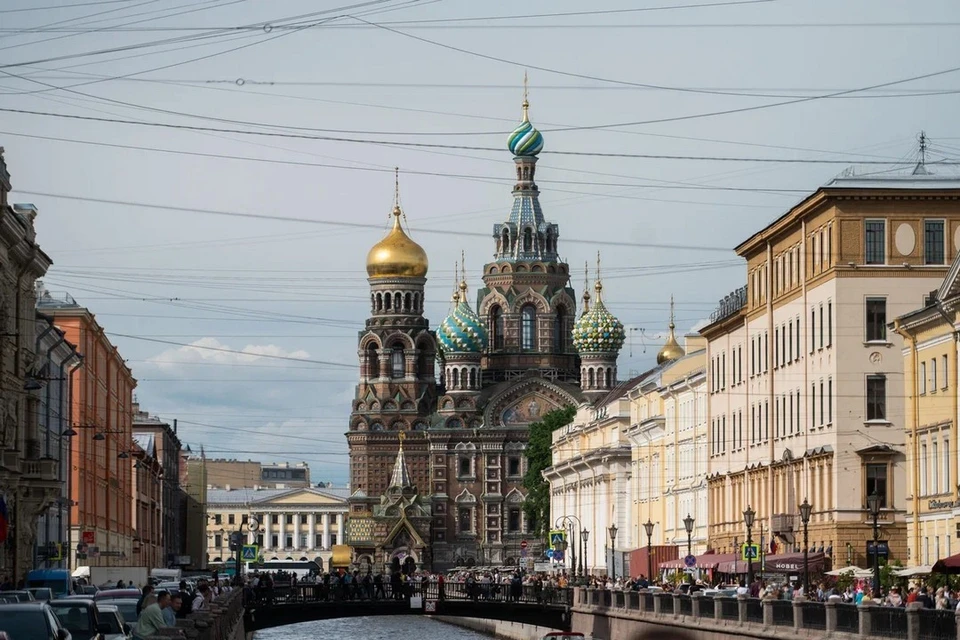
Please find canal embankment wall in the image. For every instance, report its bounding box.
[431,615,564,640]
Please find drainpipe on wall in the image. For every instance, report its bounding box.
[893,319,922,565]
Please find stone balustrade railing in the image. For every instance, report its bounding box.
[145,588,245,640]
[575,588,959,640]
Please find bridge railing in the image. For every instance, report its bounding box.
[576,588,959,640]
[258,581,572,607]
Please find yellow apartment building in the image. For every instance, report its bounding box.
[892,254,960,567]
[701,164,960,568]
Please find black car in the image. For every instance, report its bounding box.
[0,602,72,640]
[48,599,108,640]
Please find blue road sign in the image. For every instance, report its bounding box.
[684,554,697,568]
[241,545,259,562]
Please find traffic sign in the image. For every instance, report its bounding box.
[683,554,697,568]
[548,530,566,549]
[520,539,528,549]
[741,544,760,561]
[553,550,564,561]
[82,531,95,545]
[241,545,259,562]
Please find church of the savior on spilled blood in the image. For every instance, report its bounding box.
[343,95,684,574]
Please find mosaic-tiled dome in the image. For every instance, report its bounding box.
[438,284,488,354]
[572,282,625,354]
[507,100,544,157]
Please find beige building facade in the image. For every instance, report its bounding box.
[627,339,707,557]
[891,251,960,567]
[703,167,960,568]
[206,486,349,570]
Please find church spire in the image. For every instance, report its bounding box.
[389,431,413,490]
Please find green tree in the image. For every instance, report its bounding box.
[522,405,576,540]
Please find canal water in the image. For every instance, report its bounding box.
[253,616,489,640]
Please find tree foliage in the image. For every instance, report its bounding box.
[522,405,576,541]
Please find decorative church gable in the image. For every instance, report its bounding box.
[483,377,580,426]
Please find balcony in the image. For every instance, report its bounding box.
[22,457,58,481]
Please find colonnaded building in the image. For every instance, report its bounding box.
[344,96,634,573]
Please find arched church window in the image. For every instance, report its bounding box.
[405,292,412,311]
[413,292,420,312]
[469,368,476,388]
[588,368,595,389]
[376,293,383,311]
[523,228,533,252]
[417,347,432,379]
[384,292,392,310]
[391,344,405,378]
[521,305,536,351]
[501,229,510,253]
[554,306,567,353]
[605,368,612,388]
[367,343,380,378]
[459,368,468,389]
[491,306,504,350]
[458,507,472,533]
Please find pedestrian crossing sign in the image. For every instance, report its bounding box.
[549,530,566,549]
[241,545,259,561]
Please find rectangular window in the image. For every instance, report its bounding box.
[788,393,794,434]
[867,375,887,421]
[925,220,946,265]
[866,298,887,342]
[932,358,938,392]
[315,534,323,549]
[764,400,769,441]
[330,534,337,546]
[722,352,726,388]
[508,457,521,476]
[933,441,940,493]
[944,355,950,390]
[865,219,886,264]
[764,331,768,372]
[751,337,756,376]
[827,301,833,347]
[828,378,833,423]
[228,514,235,525]
[944,439,951,495]
[796,389,801,431]
[865,463,888,508]
[459,457,471,476]
[820,381,825,426]
[721,415,726,453]
[774,327,779,367]
[214,514,222,525]
[782,325,787,365]
[819,304,824,349]
[286,514,293,524]
[285,534,293,548]
[774,397,780,438]
[920,444,928,496]
[795,315,801,358]
[810,308,816,353]
[811,382,817,428]
[750,406,755,445]
[214,534,222,548]
[788,322,793,362]
[508,508,521,532]
[920,361,927,395]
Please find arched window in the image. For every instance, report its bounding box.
[491,306,505,350]
[460,368,468,389]
[413,292,420,313]
[391,344,405,378]
[605,368,612,388]
[417,347,432,379]
[521,305,536,351]
[469,368,477,388]
[523,228,533,252]
[384,292,392,310]
[501,229,510,253]
[405,292,412,311]
[554,306,567,353]
[367,343,380,378]
[588,368,595,389]
[376,293,383,311]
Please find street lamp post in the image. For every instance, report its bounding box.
[798,498,813,599]
[743,506,756,587]
[231,515,259,581]
[556,516,582,579]
[608,524,618,581]
[581,528,590,577]
[867,492,882,595]
[683,514,695,583]
[643,520,655,585]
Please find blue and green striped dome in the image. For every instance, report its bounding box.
[438,298,489,354]
[507,107,544,157]
[572,298,625,354]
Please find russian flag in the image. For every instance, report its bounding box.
[0,497,9,544]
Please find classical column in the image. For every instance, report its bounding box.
[278,512,287,549]
[322,513,331,549]
[308,513,317,550]
[336,513,344,545]
[293,513,301,549]
[263,513,272,550]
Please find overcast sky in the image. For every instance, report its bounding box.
[2,0,959,484]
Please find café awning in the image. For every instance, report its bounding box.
[716,552,827,574]
[659,552,737,571]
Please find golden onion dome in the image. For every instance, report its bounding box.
[656,297,686,364]
[366,205,429,279]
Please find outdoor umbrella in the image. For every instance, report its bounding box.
[826,566,864,577]
[932,553,960,574]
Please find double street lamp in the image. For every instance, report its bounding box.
[867,492,882,594]
[608,524,618,581]
[643,519,655,584]
[743,506,756,586]
[555,515,583,578]
[798,498,813,598]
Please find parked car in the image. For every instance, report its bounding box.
[92,590,140,602]
[48,599,106,640]
[91,599,137,627]
[0,602,72,640]
[93,604,131,640]
[3,590,36,602]
[78,586,98,596]
[28,588,55,602]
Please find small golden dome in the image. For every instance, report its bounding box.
[656,296,686,365]
[366,205,429,279]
